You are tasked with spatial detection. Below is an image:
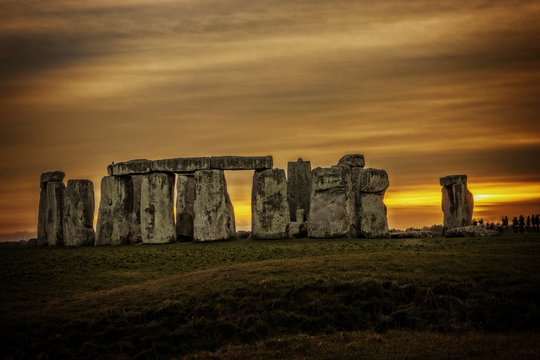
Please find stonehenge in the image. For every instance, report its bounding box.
[38,153,394,245]
[440,175,474,232]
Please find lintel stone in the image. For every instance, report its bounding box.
[210,155,272,170]
[151,157,211,173]
[107,159,153,176]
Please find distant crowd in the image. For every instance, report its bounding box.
[473,214,540,233]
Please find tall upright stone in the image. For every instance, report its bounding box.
[46,181,65,246]
[308,166,355,238]
[129,175,143,244]
[252,168,290,239]
[352,168,390,238]
[63,180,95,246]
[140,172,176,244]
[37,171,65,247]
[440,175,474,232]
[287,158,311,222]
[95,176,133,245]
[193,170,236,241]
[176,174,196,241]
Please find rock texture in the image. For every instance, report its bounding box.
[46,181,65,246]
[95,176,133,245]
[287,158,311,222]
[252,169,290,239]
[140,173,176,244]
[210,155,272,170]
[38,171,65,246]
[193,170,236,241]
[129,175,143,244]
[444,225,494,238]
[352,168,390,238]
[63,180,95,246]
[337,154,365,168]
[308,166,355,238]
[176,174,196,241]
[107,159,152,176]
[40,171,65,185]
[440,175,474,232]
[152,157,211,173]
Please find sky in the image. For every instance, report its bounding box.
[1,0,539,240]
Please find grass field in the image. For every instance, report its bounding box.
[1,233,539,359]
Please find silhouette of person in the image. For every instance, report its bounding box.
[527,216,531,231]
[512,217,519,233]
[473,219,478,226]
[519,215,525,233]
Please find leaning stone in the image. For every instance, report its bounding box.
[176,174,196,241]
[441,175,474,232]
[337,154,365,168]
[444,226,493,238]
[63,180,95,246]
[129,175,143,244]
[308,166,355,238]
[210,155,273,170]
[107,159,153,176]
[252,169,290,239]
[40,171,65,185]
[140,173,176,244]
[193,170,236,241]
[287,158,311,222]
[46,181,65,246]
[353,168,389,194]
[95,176,133,245]
[152,157,211,173]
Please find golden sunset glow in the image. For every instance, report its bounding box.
[0,0,539,240]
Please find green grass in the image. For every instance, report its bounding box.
[1,234,539,359]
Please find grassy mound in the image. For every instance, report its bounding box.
[1,234,539,359]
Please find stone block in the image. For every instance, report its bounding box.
[95,176,133,245]
[140,173,176,244]
[46,181,65,246]
[210,155,272,170]
[63,180,95,246]
[152,157,211,173]
[337,154,365,168]
[176,174,196,241]
[287,158,311,222]
[107,159,152,176]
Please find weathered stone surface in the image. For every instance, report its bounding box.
[237,230,251,239]
[40,171,65,186]
[152,157,211,173]
[308,166,355,238]
[129,175,143,244]
[252,169,290,239]
[441,175,474,232]
[107,159,152,176]
[193,170,236,241]
[37,186,49,246]
[440,174,467,187]
[95,176,132,245]
[287,158,311,222]
[352,168,390,238]
[289,221,307,238]
[210,155,272,170]
[337,154,365,168]
[353,168,389,194]
[444,225,495,238]
[140,173,176,244]
[176,174,196,241]
[63,180,95,246]
[46,181,65,246]
[390,231,432,239]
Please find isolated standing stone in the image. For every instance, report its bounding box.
[37,171,65,246]
[140,173,176,244]
[129,175,143,244]
[95,176,132,245]
[193,170,236,241]
[337,154,366,168]
[176,174,196,241]
[440,175,474,232]
[46,181,65,246]
[308,166,355,238]
[287,158,311,222]
[252,168,290,239]
[63,180,95,246]
[352,168,390,238]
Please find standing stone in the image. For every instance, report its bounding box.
[95,176,132,245]
[193,170,236,241]
[287,158,311,222]
[176,174,196,241]
[352,168,390,238]
[140,173,176,244]
[129,175,143,244]
[440,175,474,232]
[63,180,95,246]
[46,181,65,246]
[252,168,290,239]
[37,171,65,246]
[308,166,355,238]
